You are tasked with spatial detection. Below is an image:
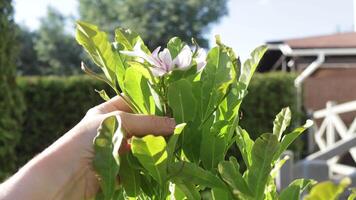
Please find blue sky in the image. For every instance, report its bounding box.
[14,0,354,59]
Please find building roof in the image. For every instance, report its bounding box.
[269,32,356,49]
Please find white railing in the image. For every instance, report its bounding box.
[313,101,356,163]
[277,100,356,190]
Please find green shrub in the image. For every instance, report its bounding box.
[15,76,113,166]
[241,72,306,156]
[12,72,300,170]
[240,72,299,139]
[0,0,25,180]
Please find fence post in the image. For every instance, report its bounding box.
[276,150,294,191]
[326,101,336,146]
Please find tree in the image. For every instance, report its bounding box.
[16,26,40,75]
[0,0,24,179]
[34,6,83,75]
[79,0,228,48]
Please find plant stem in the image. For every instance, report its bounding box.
[161,77,172,118]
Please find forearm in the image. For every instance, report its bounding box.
[0,124,98,200]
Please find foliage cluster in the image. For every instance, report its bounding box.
[17,7,83,75]
[1,72,298,180]
[14,76,112,167]
[75,21,313,199]
[16,0,228,75]
[79,0,228,49]
[0,0,25,180]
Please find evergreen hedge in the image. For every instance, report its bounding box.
[0,0,25,180]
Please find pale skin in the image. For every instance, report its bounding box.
[0,96,176,200]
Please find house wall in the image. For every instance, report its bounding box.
[303,67,356,125]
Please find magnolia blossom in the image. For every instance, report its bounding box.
[121,41,206,77]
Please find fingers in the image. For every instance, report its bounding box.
[121,112,176,137]
[94,95,132,114]
[105,111,176,137]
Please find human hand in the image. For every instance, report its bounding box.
[68,95,176,198]
[75,95,176,159]
[0,96,176,200]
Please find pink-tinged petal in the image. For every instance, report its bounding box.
[121,41,162,67]
[195,48,207,71]
[120,41,147,58]
[159,48,173,71]
[145,56,162,67]
[173,45,192,70]
[196,48,207,61]
[152,46,161,58]
[150,67,167,77]
[197,60,207,71]
[147,46,165,68]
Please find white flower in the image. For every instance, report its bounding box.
[121,41,196,77]
[195,48,207,71]
[173,45,192,70]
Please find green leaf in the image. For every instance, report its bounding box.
[211,187,232,200]
[113,189,125,200]
[304,178,351,200]
[167,37,185,59]
[348,188,356,200]
[118,154,141,197]
[115,28,150,53]
[200,46,234,121]
[131,135,168,185]
[81,62,114,90]
[127,61,153,81]
[270,155,289,179]
[76,21,125,89]
[95,89,110,101]
[174,182,200,200]
[219,82,247,150]
[218,157,252,197]
[215,35,240,79]
[168,161,226,189]
[280,179,316,200]
[239,45,267,86]
[167,79,197,123]
[123,66,155,114]
[167,65,199,84]
[172,183,187,200]
[139,174,156,197]
[246,133,280,200]
[180,121,203,163]
[217,82,246,122]
[200,120,228,170]
[167,123,186,163]
[274,120,313,161]
[235,126,254,168]
[93,116,122,200]
[273,107,292,141]
[264,177,278,200]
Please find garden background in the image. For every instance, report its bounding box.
[2,0,353,181]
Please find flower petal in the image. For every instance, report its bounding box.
[173,45,192,70]
[195,48,207,71]
[150,67,167,77]
[159,48,173,71]
[120,41,162,67]
[197,61,207,71]
[152,46,161,58]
